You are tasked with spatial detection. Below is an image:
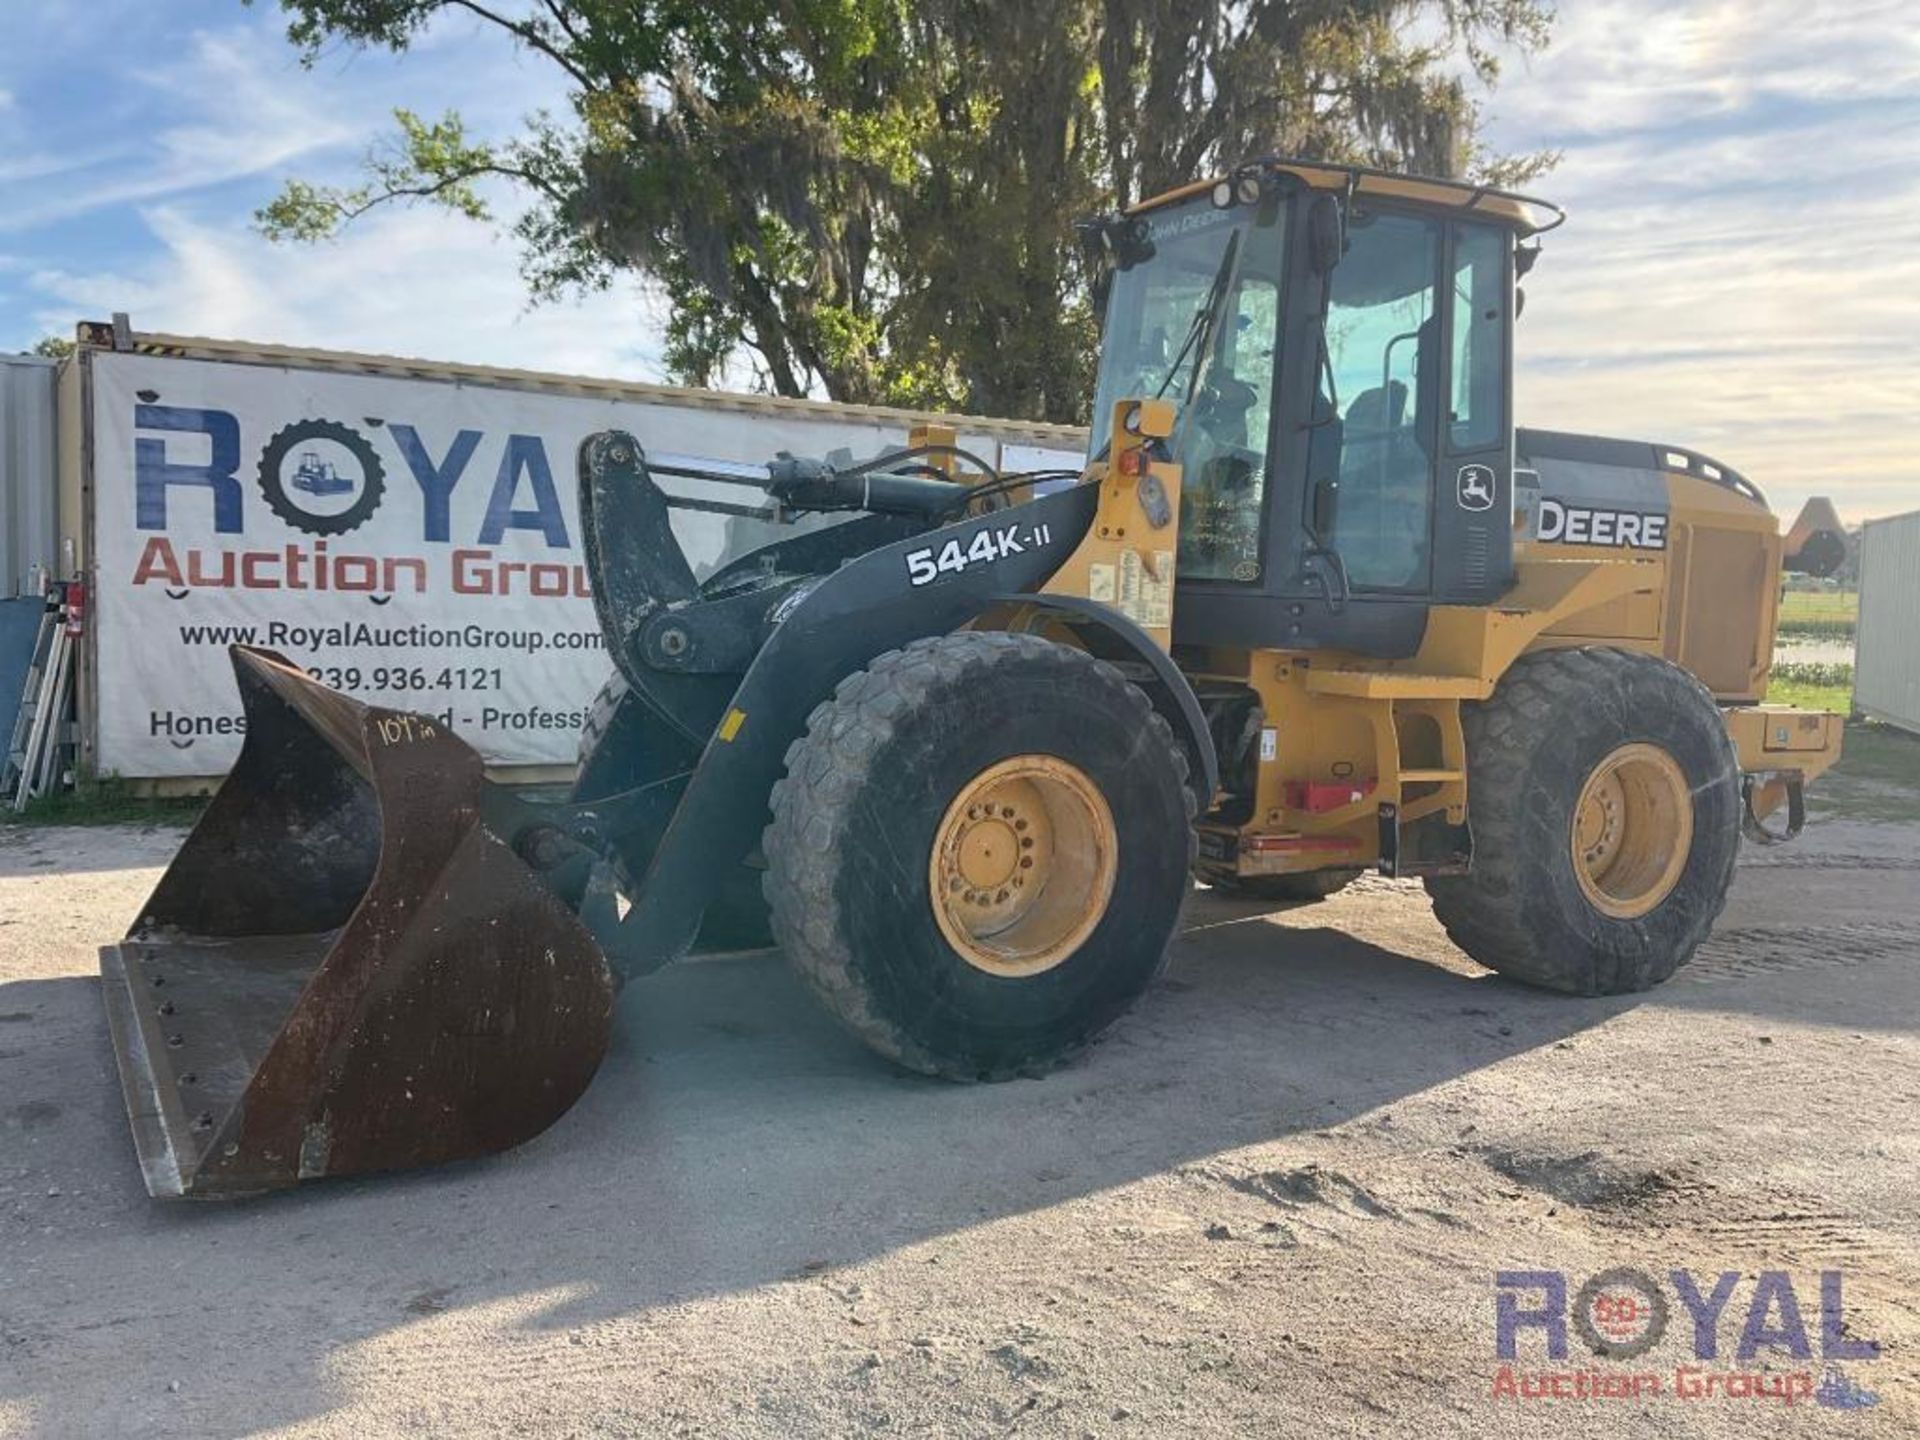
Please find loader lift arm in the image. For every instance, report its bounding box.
[566,432,1213,977]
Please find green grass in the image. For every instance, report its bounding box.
[2,773,206,828]
[1764,677,1852,716]
[1777,616,1856,641]
[1777,589,1858,639]
[1778,588,1859,621]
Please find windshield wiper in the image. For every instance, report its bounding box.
[1153,229,1242,403]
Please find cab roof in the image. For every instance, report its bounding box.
[1130,157,1565,237]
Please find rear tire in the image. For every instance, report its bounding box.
[1426,648,1740,995]
[1209,868,1362,903]
[764,632,1195,1080]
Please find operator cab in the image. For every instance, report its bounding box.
[1083,160,1563,658]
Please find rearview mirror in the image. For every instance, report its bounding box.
[1090,269,1114,328]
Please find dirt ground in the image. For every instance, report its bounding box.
[3,729,1918,1438]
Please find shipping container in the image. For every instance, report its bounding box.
[1855,508,1920,735]
[63,324,1091,786]
[0,354,62,737]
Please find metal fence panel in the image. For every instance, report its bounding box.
[1,355,59,597]
[1856,508,1920,735]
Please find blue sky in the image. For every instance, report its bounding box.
[2,1,1915,520]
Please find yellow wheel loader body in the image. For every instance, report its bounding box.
[101,158,1848,1196]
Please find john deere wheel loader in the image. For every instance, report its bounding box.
[102,159,1848,1198]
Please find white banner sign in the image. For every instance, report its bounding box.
[91,353,1039,776]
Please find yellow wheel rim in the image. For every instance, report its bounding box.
[929,754,1117,977]
[1571,742,1693,919]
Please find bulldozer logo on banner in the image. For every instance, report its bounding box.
[256,419,388,536]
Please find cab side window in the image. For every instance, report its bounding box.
[1449,223,1506,451]
[1320,210,1441,592]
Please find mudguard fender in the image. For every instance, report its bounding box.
[603,484,1099,973]
[995,592,1219,803]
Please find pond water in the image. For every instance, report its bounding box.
[1774,637,1856,667]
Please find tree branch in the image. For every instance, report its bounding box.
[538,0,582,48]
[442,0,596,90]
[343,162,566,223]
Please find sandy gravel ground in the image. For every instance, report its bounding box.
[2,733,1917,1438]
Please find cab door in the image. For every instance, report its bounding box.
[1304,211,1514,607]
[1170,202,1517,658]
[1173,202,1445,658]
[1311,208,1444,598]
[1429,220,1515,604]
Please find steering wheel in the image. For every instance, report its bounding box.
[1191,371,1259,449]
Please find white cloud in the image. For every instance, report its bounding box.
[1477,0,1920,521]
[0,29,361,233]
[1487,0,1920,139]
[0,11,579,235]
[27,198,667,383]
[4,8,733,395]
[8,1,1915,520]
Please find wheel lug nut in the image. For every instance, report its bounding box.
[1019,857,1033,869]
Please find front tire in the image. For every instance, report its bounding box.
[1426,648,1740,995]
[764,632,1195,1080]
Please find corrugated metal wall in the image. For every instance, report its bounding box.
[1856,509,1920,735]
[2,354,60,597]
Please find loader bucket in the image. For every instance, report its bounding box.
[100,646,615,1199]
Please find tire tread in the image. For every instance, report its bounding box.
[764,631,1195,1080]
[1426,647,1739,994]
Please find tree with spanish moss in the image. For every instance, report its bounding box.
[256,0,1553,423]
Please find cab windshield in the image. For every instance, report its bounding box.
[1090,194,1288,583]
